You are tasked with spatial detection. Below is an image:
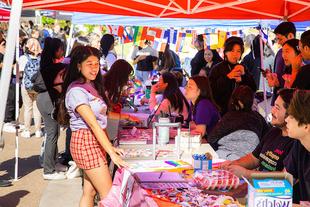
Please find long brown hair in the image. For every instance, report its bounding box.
[57,46,108,126]
[190,76,219,113]
[103,59,133,105]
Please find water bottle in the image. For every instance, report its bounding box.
[145,80,152,99]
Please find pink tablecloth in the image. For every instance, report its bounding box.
[99,169,158,207]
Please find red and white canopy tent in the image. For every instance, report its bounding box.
[0,3,10,21]
[0,0,309,180]
[7,0,310,21]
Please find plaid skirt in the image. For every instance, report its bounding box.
[70,129,107,170]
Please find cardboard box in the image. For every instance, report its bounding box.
[244,172,293,207]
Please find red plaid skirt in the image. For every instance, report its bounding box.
[70,129,107,170]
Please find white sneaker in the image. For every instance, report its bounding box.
[35,130,43,138]
[66,161,82,179]
[43,172,67,180]
[2,123,16,133]
[21,130,31,138]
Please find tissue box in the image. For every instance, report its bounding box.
[177,131,202,149]
[245,172,293,207]
[192,154,212,171]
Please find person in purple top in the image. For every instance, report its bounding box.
[184,76,220,138]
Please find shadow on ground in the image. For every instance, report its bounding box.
[0,190,29,207]
[0,155,41,180]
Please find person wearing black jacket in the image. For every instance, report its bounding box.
[190,35,206,76]
[209,36,257,115]
[242,35,262,88]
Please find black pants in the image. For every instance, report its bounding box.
[37,92,60,174]
[4,83,22,123]
[63,128,73,165]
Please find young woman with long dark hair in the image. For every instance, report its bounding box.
[199,48,223,77]
[100,34,116,71]
[102,59,140,123]
[184,76,220,137]
[37,37,67,180]
[149,72,190,120]
[60,46,127,206]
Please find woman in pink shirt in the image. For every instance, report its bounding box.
[149,72,190,121]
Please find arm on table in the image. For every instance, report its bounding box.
[108,111,141,123]
[220,153,260,178]
[190,121,206,137]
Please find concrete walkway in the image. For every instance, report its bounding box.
[39,178,82,207]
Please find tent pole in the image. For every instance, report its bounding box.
[0,0,23,155]
[121,37,124,59]
[259,28,268,120]
[14,30,21,181]
[65,23,74,57]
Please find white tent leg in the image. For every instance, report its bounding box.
[121,37,124,59]
[65,23,74,57]
[14,30,21,181]
[0,0,23,152]
[259,29,268,120]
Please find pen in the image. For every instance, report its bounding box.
[158,172,163,179]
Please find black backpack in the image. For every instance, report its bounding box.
[31,70,47,93]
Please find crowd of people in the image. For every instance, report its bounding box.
[0,20,310,205]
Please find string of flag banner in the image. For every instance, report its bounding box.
[106,25,268,52]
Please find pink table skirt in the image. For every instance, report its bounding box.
[99,169,158,207]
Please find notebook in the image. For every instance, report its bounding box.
[134,172,186,183]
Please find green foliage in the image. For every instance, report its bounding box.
[84,24,95,34]
[41,16,68,28]
[41,16,55,25]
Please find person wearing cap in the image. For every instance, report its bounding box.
[209,36,257,115]
[291,30,310,90]
[267,22,296,105]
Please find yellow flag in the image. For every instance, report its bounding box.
[218,31,227,48]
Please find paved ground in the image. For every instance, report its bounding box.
[0,127,81,207]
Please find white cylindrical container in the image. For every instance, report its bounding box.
[158,117,170,145]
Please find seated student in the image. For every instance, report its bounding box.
[208,85,269,160]
[171,70,185,94]
[149,72,189,121]
[291,30,310,89]
[220,89,295,178]
[184,76,220,137]
[285,90,310,203]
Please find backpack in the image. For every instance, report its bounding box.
[31,70,47,93]
[24,55,40,91]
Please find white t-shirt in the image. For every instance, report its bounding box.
[106,52,117,69]
[100,51,117,70]
[19,55,28,72]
